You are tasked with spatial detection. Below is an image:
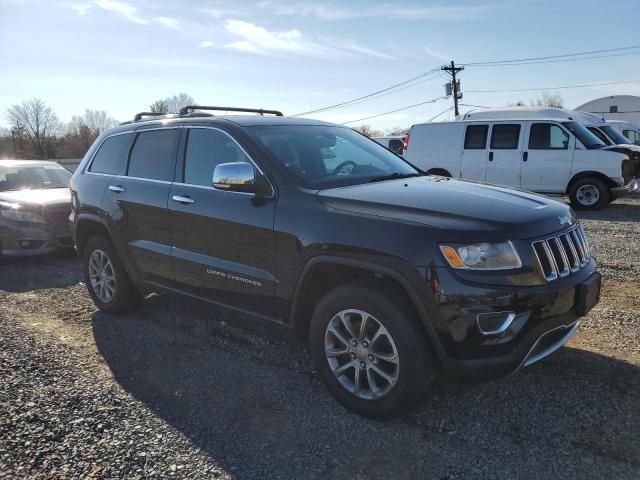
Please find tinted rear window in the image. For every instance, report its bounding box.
[89,134,131,175]
[128,129,179,181]
[490,124,520,149]
[464,125,488,149]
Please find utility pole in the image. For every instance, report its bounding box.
[442,61,464,117]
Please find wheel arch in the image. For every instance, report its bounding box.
[426,168,452,177]
[289,256,446,363]
[566,171,616,193]
[75,214,113,255]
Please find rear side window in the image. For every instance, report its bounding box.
[529,123,570,149]
[464,125,488,149]
[388,139,404,154]
[490,124,520,149]
[128,129,179,181]
[183,128,251,187]
[88,134,131,175]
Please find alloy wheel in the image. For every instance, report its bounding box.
[88,249,116,303]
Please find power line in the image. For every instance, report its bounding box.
[293,67,441,116]
[462,45,640,66]
[465,79,640,94]
[341,96,446,125]
[427,106,453,122]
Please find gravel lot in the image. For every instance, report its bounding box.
[1,197,639,479]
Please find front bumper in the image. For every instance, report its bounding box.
[611,178,639,199]
[0,221,73,256]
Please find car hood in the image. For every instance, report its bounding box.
[0,188,71,207]
[317,176,574,239]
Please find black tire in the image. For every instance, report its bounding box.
[308,283,438,419]
[83,235,142,314]
[568,177,610,211]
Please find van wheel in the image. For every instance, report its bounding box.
[308,283,438,419]
[83,235,142,314]
[569,177,609,210]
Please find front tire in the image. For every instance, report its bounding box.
[569,177,609,210]
[83,235,142,314]
[308,283,438,419]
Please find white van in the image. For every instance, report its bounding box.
[404,108,639,210]
[372,136,405,155]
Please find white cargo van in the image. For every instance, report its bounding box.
[404,108,639,210]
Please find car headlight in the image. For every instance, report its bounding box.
[440,241,522,270]
[0,202,47,224]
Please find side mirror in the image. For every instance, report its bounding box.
[213,162,256,193]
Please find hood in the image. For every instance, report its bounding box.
[317,176,574,239]
[603,144,640,156]
[0,188,71,207]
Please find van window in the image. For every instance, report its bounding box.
[183,128,251,187]
[388,139,404,155]
[586,127,611,145]
[623,130,640,145]
[464,125,488,149]
[128,129,179,181]
[490,124,520,149]
[88,134,131,175]
[529,123,570,149]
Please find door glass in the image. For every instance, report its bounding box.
[389,139,404,154]
[128,129,179,181]
[529,123,569,149]
[490,124,520,149]
[464,125,488,149]
[89,134,131,175]
[183,129,252,187]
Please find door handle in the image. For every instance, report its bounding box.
[523,151,528,162]
[488,151,494,161]
[108,185,125,193]
[172,195,195,205]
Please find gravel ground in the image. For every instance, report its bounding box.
[0,197,639,479]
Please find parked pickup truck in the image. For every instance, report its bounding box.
[404,107,639,210]
[70,106,601,418]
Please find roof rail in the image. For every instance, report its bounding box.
[179,105,284,117]
[132,112,178,122]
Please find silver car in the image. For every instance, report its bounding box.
[0,160,73,257]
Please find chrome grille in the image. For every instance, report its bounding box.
[532,224,591,282]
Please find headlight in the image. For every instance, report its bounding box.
[440,241,522,270]
[0,203,47,224]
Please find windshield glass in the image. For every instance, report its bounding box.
[247,125,418,189]
[561,121,605,149]
[0,163,71,192]
[601,125,633,145]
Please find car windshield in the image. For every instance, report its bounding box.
[601,125,633,145]
[247,125,419,189]
[0,163,72,192]
[561,121,605,149]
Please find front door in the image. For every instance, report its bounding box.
[485,123,523,188]
[169,126,278,317]
[521,122,574,193]
[460,123,489,182]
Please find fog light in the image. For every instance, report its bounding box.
[477,312,516,335]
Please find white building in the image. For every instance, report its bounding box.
[575,95,640,125]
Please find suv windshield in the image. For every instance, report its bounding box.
[248,125,419,189]
[0,163,71,192]
[601,125,633,145]
[561,121,605,149]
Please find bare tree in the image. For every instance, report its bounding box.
[530,91,564,108]
[149,93,196,113]
[352,124,383,138]
[67,109,118,150]
[149,99,169,113]
[6,98,62,158]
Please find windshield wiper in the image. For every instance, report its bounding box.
[368,172,421,183]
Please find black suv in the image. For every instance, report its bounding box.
[70,106,601,418]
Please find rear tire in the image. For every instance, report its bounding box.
[569,177,609,210]
[308,283,438,419]
[83,235,142,314]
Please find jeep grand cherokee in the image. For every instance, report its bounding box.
[69,106,601,418]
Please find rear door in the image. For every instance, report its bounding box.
[103,127,180,283]
[460,123,489,182]
[168,126,278,317]
[522,122,573,193]
[485,122,523,188]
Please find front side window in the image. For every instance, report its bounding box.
[0,163,71,192]
[464,125,488,149]
[623,130,640,145]
[247,125,418,189]
[128,129,179,181]
[89,134,131,175]
[490,124,520,149]
[529,123,570,149]
[183,129,251,187]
